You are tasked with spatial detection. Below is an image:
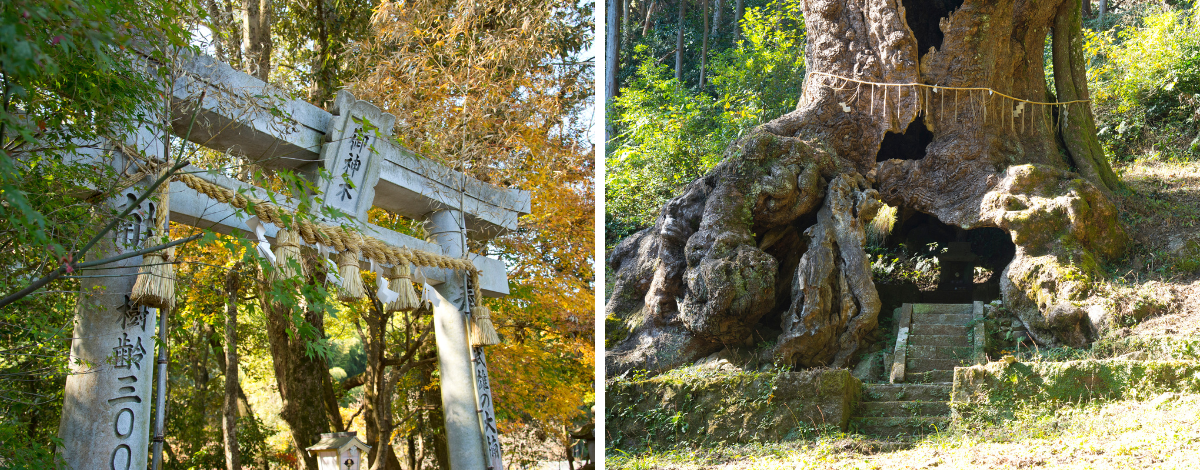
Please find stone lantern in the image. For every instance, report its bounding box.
[306,432,371,470]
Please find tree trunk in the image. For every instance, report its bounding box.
[711,0,724,41]
[606,0,622,139]
[241,0,272,81]
[1052,0,1119,194]
[643,0,660,36]
[1082,0,1091,18]
[675,0,685,81]
[262,271,334,470]
[222,265,243,470]
[1098,0,1106,22]
[606,0,1129,376]
[699,0,710,88]
[207,328,254,417]
[733,0,743,43]
[310,0,334,106]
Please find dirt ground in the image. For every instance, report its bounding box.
[610,393,1200,470]
[1112,159,1200,336]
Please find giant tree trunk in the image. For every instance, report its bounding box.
[606,0,1128,376]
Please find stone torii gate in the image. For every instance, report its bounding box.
[56,53,527,470]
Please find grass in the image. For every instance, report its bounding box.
[609,392,1200,469]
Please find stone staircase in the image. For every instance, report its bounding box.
[850,303,983,438]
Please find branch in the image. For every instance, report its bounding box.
[340,373,365,392]
[0,233,202,310]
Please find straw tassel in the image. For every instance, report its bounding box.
[131,170,175,311]
[469,304,501,346]
[336,250,365,302]
[131,249,175,310]
[468,275,500,346]
[272,228,305,281]
[386,263,421,312]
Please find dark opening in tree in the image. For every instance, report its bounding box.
[890,210,1014,302]
[903,0,964,60]
[876,115,934,162]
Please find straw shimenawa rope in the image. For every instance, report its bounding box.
[173,172,477,274]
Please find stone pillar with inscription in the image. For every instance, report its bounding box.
[465,277,505,470]
[426,209,491,470]
[57,147,161,470]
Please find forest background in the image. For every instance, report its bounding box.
[0,0,594,468]
[604,0,1200,250]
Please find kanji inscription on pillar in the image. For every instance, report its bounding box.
[473,347,505,470]
[317,90,396,222]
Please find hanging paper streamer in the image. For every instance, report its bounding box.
[245,216,277,264]
[799,71,1090,136]
[422,282,439,309]
[318,243,342,286]
[372,260,400,306]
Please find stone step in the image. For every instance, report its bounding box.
[851,416,950,438]
[856,401,950,418]
[904,369,954,384]
[910,323,968,337]
[908,334,970,347]
[907,357,968,373]
[912,304,973,316]
[861,383,952,402]
[912,312,972,325]
[906,344,973,361]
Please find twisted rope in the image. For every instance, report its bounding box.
[806,71,1091,106]
[173,172,478,275]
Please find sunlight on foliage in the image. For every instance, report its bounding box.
[606,0,805,240]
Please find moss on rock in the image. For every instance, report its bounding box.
[606,368,861,453]
[952,359,1200,410]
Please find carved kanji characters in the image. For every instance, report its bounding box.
[112,333,146,370]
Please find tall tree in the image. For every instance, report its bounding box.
[699,0,710,88]
[676,0,686,80]
[260,263,338,470]
[221,263,244,470]
[272,0,377,106]
[607,0,623,139]
[242,0,273,80]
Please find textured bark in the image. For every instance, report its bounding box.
[241,0,272,81]
[711,0,724,40]
[222,266,243,470]
[1053,0,1120,194]
[261,271,333,470]
[776,173,882,367]
[207,328,254,418]
[606,0,1129,376]
[733,0,744,42]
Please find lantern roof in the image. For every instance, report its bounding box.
[305,432,371,456]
